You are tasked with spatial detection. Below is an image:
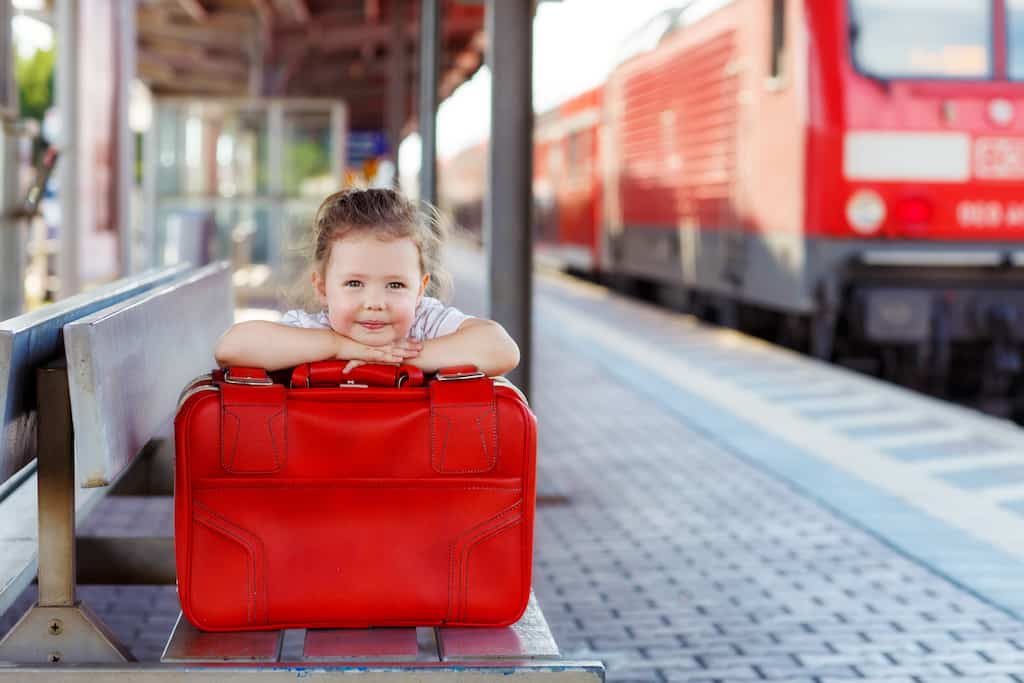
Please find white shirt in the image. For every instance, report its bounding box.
[279,297,471,341]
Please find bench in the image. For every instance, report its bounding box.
[0,262,603,681]
[0,263,190,624]
[0,262,233,664]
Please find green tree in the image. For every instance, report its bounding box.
[16,46,55,122]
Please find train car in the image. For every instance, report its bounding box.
[533,88,603,273]
[598,0,1024,393]
[533,107,561,250]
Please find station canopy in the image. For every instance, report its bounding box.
[136,0,485,130]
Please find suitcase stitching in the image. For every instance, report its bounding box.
[446,499,523,623]
[430,402,498,474]
[193,505,257,625]
[460,513,524,623]
[448,501,521,622]
[201,502,270,625]
[222,410,240,472]
[221,406,287,474]
[453,507,522,623]
[195,500,269,625]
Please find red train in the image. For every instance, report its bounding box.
[443,0,1024,398]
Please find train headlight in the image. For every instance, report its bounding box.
[846,190,886,235]
[989,99,1015,127]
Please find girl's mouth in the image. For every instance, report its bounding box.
[358,322,387,330]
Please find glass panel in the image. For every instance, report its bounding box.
[150,100,339,306]
[154,106,268,199]
[215,109,270,197]
[155,106,185,197]
[155,204,271,267]
[154,206,221,267]
[283,110,335,198]
[849,0,991,79]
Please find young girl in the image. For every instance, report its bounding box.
[214,188,520,377]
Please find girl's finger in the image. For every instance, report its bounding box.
[342,359,365,373]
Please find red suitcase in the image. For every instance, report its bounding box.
[174,362,536,632]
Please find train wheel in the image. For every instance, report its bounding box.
[715,297,739,329]
[777,315,808,352]
[810,310,837,360]
[947,352,983,398]
[655,283,689,313]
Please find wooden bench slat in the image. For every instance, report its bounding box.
[64,262,233,488]
[302,627,435,661]
[0,265,188,483]
[437,592,561,661]
[161,613,283,662]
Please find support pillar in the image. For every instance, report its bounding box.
[387,0,408,182]
[485,0,533,398]
[0,360,133,664]
[56,0,80,298]
[418,0,441,206]
[0,0,22,318]
[116,0,136,276]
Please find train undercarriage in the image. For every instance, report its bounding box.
[600,260,1024,421]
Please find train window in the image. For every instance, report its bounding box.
[1008,0,1024,79]
[770,0,786,79]
[848,0,991,80]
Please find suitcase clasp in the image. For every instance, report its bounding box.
[435,369,486,382]
[223,369,275,386]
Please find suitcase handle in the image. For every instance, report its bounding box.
[290,361,426,388]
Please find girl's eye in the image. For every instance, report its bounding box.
[387,282,406,289]
[344,280,362,288]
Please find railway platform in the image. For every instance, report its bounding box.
[4,244,1024,682]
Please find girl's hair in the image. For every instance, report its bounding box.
[310,188,452,301]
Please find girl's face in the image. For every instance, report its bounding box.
[313,232,429,346]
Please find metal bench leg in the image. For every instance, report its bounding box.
[0,360,134,664]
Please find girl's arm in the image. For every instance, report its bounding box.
[409,318,520,377]
[214,321,417,371]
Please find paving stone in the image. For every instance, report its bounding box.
[856,662,959,677]
[953,663,1024,676]
[660,666,761,682]
[759,664,860,679]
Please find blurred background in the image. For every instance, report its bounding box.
[8,0,1024,418]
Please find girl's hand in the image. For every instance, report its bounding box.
[334,334,422,372]
[390,337,423,360]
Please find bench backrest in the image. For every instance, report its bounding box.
[64,262,233,488]
[0,266,189,484]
